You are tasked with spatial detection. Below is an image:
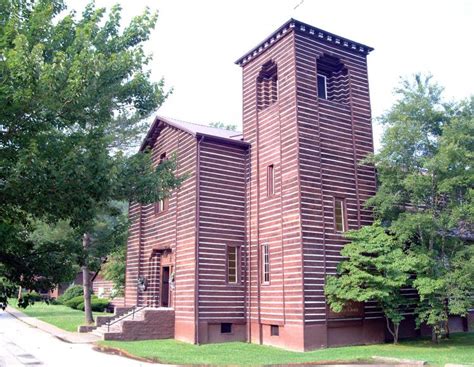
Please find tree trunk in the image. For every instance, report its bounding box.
[82,233,94,325]
[431,327,439,344]
[444,319,450,339]
[444,300,450,339]
[394,323,400,344]
[386,317,400,344]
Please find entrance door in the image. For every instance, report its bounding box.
[161,266,170,307]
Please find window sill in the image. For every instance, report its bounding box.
[318,98,350,110]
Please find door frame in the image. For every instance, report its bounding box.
[160,265,171,307]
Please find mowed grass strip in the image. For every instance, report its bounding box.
[98,332,474,366]
[8,300,108,332]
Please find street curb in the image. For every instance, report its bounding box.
[372,356,426,366]
[93,345,178,366]
[94,345,157,363]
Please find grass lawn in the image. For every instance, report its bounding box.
[8,299,108,332]
[99,332,474,366]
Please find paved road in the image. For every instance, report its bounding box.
[0,311,171,367]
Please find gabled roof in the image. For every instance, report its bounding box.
[140,115,247,151]
[235,18,374,66]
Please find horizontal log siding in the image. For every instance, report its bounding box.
[125,125,197,325]
[294,32,380,324]
[242,31,305,328]
[92,273,124,307]
[198,140,248,321]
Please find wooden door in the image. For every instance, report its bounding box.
[161,266,170,307]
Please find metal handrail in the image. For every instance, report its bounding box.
[106,304,148,332]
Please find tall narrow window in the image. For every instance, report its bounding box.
[227,246,238,283]
[159,152,167,163]
[334,198,346,232]
[155,195,169,214]
[267,164,275,197]
[317,74,327,99]
[261,244,270,284]
[155,152,169,214]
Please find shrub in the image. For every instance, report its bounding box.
[57,285,83,304]
[24,291,43,302]
[64,295,84,309]
[77,296,110,312]
[17,291,44,307]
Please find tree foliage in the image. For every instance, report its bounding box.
[209,121,237,131]
[101,242,126,297]
[372,75,473,341]
[0,0,184,316]
[325,74,473,343]
[326,223,412,343]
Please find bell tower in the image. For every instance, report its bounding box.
[236,19,379,351]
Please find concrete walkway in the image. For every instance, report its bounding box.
[0,310,174,367]
[6,306,100,343]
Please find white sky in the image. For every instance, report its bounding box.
[67,0,474,148]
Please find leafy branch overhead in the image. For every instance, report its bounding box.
[0,0,184,310]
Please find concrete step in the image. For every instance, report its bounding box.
[92,309,149,336]
[91,307,175,341]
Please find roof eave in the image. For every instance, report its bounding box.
[196,132,250,148]
[140,116,249,152]
[235,18,374,67]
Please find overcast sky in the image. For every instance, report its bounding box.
[68,0,473,148]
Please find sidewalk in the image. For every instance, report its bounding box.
[6,306,100,344]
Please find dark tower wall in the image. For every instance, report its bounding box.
[196,138,248,343]
[292,26,383,350]
[238,20,380,350]
[241,28,306,351]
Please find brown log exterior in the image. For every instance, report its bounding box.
[91,271,124,309]
[124,18,472,350]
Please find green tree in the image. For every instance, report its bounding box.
[325,75,473,344]
[102,243,126,297]
[325,223,412,343]
[368,75,473,342]
[209,121,238,131]
[0,0,184,324]
[88,201,128,299]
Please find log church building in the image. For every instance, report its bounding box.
[95,19,470,350]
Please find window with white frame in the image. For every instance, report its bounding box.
[334,198,346,232]
[261,243,270,284]
[227,245,238,283]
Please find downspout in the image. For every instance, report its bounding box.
[124,202,131,307]
[194,135,204,344]
[244,145,251,342]
[137,203,143,307]
[276,70,286,324]
[174,131,182,309]
[292,33,305,340]
[314,56,328,347]
[256,93,262,345]
[348,70,364,326]
[348,70,361,228]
